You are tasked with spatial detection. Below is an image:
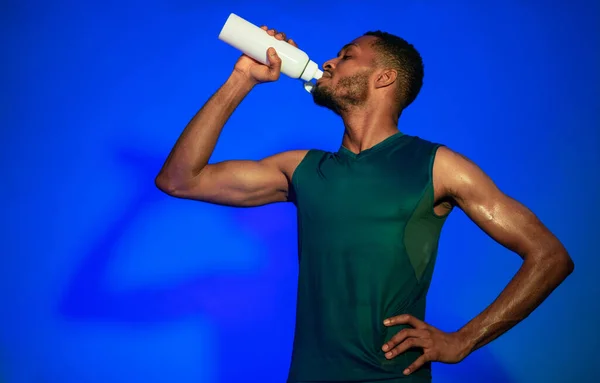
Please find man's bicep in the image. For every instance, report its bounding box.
[196,160,288,206]
[176,150,306,207]
[437,148,558,258]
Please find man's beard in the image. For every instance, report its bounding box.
[312,70,372,115]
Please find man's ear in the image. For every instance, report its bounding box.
[374,69,398,89]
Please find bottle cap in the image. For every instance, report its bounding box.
[300,60,323,81]
[313,68,323,80]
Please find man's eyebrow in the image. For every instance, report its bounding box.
[337,43,359,57]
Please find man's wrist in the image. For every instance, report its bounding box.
[455,326,478,359]
[228,70,258,91]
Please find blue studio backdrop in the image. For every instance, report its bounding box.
[2,1,599,382]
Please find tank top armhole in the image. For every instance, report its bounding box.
[289,149,316,205]
[429,144,451,220]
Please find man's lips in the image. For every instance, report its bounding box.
[317,72,332,83]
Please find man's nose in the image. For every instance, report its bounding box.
[323,59,337,71]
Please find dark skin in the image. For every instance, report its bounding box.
[157,27,574,376]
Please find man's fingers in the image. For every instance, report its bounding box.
[404,354,431,376]
[260,25,297,47]
[260,26,277,36]
[387,333,432,358]
[382,329,421,352]
[384,337,428,359]
[384,314,427,329]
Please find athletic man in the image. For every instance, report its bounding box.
[156,26,574,382]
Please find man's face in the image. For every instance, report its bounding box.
[312,35,379,114]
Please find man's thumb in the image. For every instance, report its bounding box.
[267,47,281,69]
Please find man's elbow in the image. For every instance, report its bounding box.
[558,252,575,277]
[155,173,182,196]
[546,248,574,280]
[527,243,574,281]
[155,172,205,201]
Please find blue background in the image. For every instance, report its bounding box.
[2,1,599,382]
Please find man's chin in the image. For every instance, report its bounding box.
[312,87,329,103]
[311,91,330,108]
[312,92,341,114]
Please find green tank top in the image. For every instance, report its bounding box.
[287,132,449,383]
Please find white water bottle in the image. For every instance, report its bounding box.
[218,13,323,90]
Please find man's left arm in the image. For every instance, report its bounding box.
[382,146,574,375]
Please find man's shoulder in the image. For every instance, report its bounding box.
[280,148,330,164]
[430,144,488,193]
[399,136,469,177]
[286,148,333,162]
[404,134,444,148]
[398,134,449,162]
[431,145,473,166]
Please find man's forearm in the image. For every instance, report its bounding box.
[458,249,573,355]
[156,71,255,189]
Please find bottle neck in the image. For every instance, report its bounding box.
[300,60,321,82]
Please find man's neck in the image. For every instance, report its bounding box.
[340,107,401,154]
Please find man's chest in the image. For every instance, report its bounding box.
[294,158,429,223]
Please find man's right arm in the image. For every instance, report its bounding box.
[156,30,306,207]
[173,150,308,207]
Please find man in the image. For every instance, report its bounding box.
[156,26,574,382]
